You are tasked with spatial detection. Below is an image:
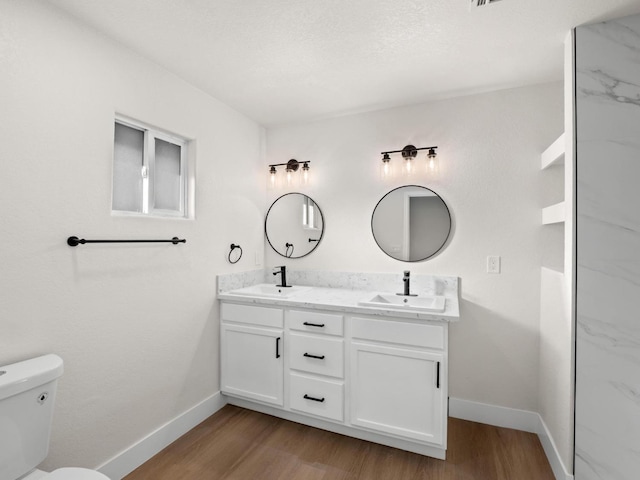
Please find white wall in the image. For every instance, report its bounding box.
[266,83,563,411]
[537,33,576,477]
[0,0,264,471]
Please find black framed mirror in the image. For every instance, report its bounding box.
[265,193,324,258]
[371,185,451,262]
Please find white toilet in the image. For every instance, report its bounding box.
[0,354,110,480]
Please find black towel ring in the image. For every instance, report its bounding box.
[285,242,294,258]
[228,244,243,264]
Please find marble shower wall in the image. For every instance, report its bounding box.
[575,15,640,480]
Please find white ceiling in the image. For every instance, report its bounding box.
[46,0,640,126]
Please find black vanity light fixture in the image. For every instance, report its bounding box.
[269,159,311,188]
[380,145,438,178]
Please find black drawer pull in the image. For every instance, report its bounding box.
[436,361,440,389]
[304,394,325,403]
[303,322,325,328]
[276,337,281,359]
[303,352,325,360]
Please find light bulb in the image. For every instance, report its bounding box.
[380,153,392,179]
[302,163,310,185]
[401,145,417,177]
[268,166,277,189]
[426,148,438,173]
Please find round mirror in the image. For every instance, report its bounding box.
[265,193,324,258]
[371,185,451,262]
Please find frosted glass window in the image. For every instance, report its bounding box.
[154,138,181,211]
[112,117,188,218]
[113,123,144,213]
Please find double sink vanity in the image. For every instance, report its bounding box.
[217,270,459,459]
[219,184,457,458]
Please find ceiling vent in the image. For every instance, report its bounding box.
[472,0,504,7]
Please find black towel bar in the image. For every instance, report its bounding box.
[67,236,185,247]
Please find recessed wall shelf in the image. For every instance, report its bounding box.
[541,134,565,170]
[542,201,565,225]
[541,133,567,226]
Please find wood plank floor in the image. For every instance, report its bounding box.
[124,405,554,480]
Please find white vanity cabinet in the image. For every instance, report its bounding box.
[349,316,446,447]
[219,299,449,459]
[220,303,284,406]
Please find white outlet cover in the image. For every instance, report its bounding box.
[487,256,501,274]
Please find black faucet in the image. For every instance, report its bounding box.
[397,270,417,296]
[273,266,291,288]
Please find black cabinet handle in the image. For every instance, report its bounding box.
[303,322,325,328]
[276,337,281,358]
[436,361,440,389]
[303,394,325,403]
[303,352,325,360]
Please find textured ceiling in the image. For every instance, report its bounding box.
[45,0,640,126]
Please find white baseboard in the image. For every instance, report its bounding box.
[97,392,227,480]
[449,397,539,433]
[537,415,574,480]
[449,397,573,480]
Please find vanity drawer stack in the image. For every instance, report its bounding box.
[286,310,345,422]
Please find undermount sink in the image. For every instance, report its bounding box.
[358,293,446,313]
[226,283,311,299]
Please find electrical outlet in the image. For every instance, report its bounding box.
[487,256,501,274]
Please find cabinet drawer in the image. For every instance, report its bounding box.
[289,372,344,422]
[289,310,343,336]
[221,302,283,328]
[289,332,344,378]
[351,316,444,350]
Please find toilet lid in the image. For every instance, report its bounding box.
[47,468,110,480]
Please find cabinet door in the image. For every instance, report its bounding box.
[350,341,445,445]
[221,323,284,406]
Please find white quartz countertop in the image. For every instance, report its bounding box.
[217,285,459,322]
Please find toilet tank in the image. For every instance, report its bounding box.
[0,354,64,480]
